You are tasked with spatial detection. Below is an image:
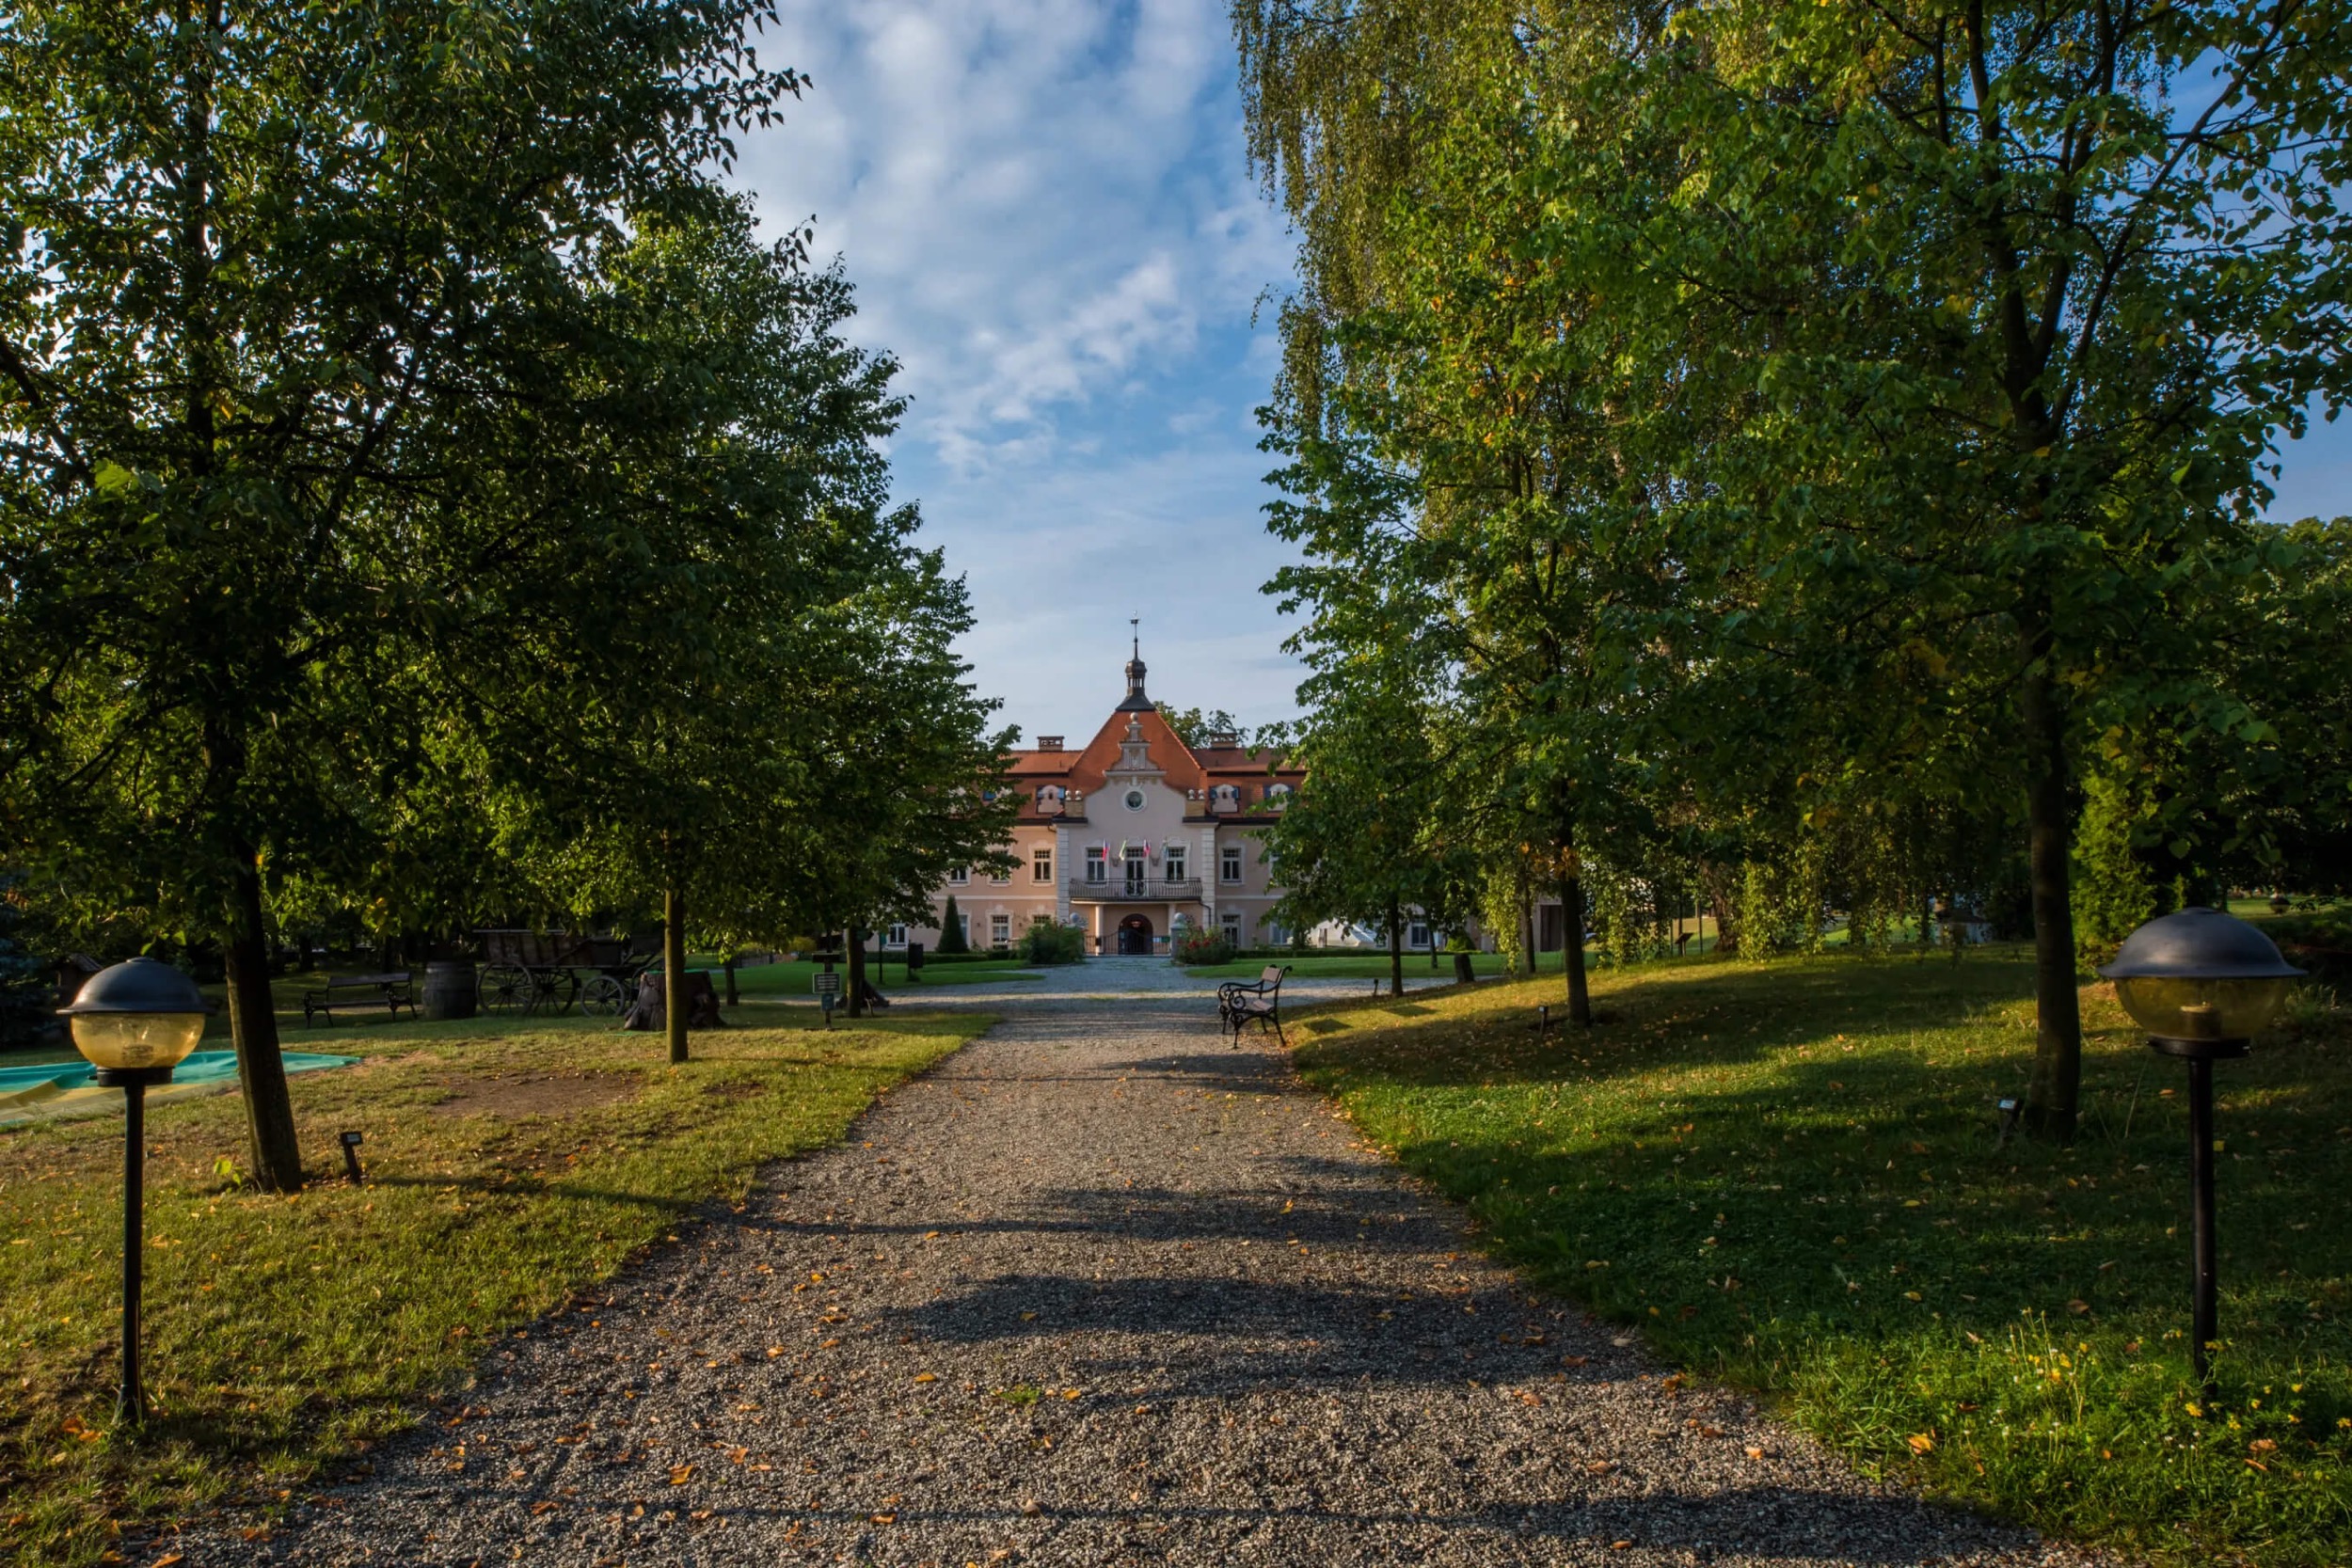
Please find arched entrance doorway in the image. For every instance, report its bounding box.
[1116,914,1153,955]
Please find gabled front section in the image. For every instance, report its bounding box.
[898,641,1303,957]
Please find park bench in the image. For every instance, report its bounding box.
[301,972,418,1026]
[1218,964,1291,1046]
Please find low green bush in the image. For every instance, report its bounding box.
[1017,917,1087,966]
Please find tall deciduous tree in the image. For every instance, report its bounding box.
[1235,1,2352,1134]
[1264,653,1470,999]
[1633,0,2352,1134]
[0,1,796,1185]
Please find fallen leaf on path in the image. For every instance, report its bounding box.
[670,1464,694,1484]
[914,1372,938,1383]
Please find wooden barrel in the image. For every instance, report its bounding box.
[422,960,478,1021]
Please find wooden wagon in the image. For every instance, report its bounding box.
[475,929,660,1018]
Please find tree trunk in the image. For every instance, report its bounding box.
[1561,873,1593,1026]
[723,954,739,1007]
[223,844,303,1192]
[1388,897,1404,1000]
[847,928,867,1020]
[2018,653,2083,1139]
[663,883,688,1066]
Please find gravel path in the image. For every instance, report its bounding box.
[178,990,2094,1568]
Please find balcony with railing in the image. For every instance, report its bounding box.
[1069,876,1205,903]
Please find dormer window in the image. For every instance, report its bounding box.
[1036,784,1066,815]
[1265,783,1293,810]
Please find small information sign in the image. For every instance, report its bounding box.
[812,971,842,997]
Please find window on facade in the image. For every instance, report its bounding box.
[1220,846,1244,883]
[1165,846,1186,880]
[1085,846,1106,882]
[1032,847,1053,882]
[948,865,970,885]
[886,924,908,947]
[1407,921,1431,949]
[958,912,971,942]
[991,867,1011,884]
[990,913,1010,945]
[1122,847,1147,894]
[1221,911,1243,944]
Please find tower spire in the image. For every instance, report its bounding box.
[1118,618,1152,711]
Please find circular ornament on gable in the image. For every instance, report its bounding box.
[1124,788,1146,811]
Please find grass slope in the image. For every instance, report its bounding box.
[1289,951,2351,1566]
[1,1008,990,1565]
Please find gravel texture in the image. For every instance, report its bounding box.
[170,982,2099,1567]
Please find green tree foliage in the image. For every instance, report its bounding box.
[438,199,1012,1049]
[1265,654,1475,999]
[0,0,796,1185]
[1233,0,2352,1134]
[1154,705,1252,749]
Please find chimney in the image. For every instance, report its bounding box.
[1037,736,1063,752]
[1207,731,1238,750]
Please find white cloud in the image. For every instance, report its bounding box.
[729,0,1310,733]
[738,0,1291,475]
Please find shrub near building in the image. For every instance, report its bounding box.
[1018,917,1086,965]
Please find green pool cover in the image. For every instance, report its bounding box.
[0,1048,358,1128]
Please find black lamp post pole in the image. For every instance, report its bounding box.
[120,1075,146,1426]
[2185,1051,2219,1391]
[2150,1035,2246,1401]
[96,1065,171,1427]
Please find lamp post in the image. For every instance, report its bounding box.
[59,958,208,1428]
[2098,908,2302,1396]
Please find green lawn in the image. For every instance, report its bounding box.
[1286,948,2352,1566]
[0,1006,992,1566]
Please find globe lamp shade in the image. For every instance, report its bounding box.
[2097,907,2303,1042]
[60,958,208,1072]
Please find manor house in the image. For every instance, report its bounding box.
[893,642,1303,956]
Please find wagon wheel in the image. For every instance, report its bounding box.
[480,964,533,1015]
[580,974,628,1016]
[533,967,581,1016]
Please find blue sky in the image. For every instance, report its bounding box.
[734,1,1304,747]
[731,2,2351,748]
